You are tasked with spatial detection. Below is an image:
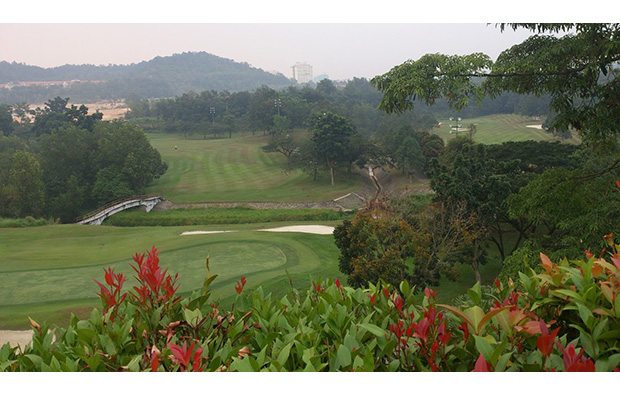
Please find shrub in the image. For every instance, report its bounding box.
[0,216,55,228]
[2,239,620,372]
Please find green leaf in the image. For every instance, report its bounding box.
[127,355,141,372]
[550,289,582,301]
[363,346,375,371]
[615,293,620,318]
[0,360,17,372]
[599,329,620,340]
[495,353,513,372]
[468,282,482,305]
[399,280,410,297]
[99,334,117,356]
[230,356,255,372]
[592,318,608,341]
[255,345,267,368]
[473,335,494,362]
[276,341,293,368]
[203,274,218,292]
[25,354,43,368]
[337,345,352,369]
[576,303,595,330]
[359,323,386,337]
[609,353,620,369]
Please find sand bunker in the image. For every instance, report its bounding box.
[180,226,335,236]
[526,124,544,129]
[180,230,238,236]
[258,225,335,235]
[0,330,33,349]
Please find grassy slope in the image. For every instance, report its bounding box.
[433,114,581,145]
[0,222,343,329]
[146,133,363,203]
[103,206,353,227]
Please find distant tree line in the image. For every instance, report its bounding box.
[0,97,167,222]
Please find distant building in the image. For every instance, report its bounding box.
[0,80,105,90]
[291,62,313,84]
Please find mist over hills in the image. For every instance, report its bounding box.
[0,52,294,103]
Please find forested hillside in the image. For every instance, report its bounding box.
[0,52,293,103]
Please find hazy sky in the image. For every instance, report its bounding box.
[0,1,598,81]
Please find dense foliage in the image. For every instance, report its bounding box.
[0,98,167,222]
[335,197,485,289]
[2,239,620,372]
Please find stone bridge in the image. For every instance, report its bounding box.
[76,195,162,225]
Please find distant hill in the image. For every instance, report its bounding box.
[0,52,294,104]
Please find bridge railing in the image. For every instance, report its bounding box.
[76,194,159,223]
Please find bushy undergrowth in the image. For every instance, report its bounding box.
[0,216,55,228]
[103,207,354,227]
[2,235,620,372]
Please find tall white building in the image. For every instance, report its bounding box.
[291,62,313,84]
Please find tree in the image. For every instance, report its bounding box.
[371,24,620,151]
[11,102,34,124]
[287,139,323,181]
[30,97,103,136]
[394,136,425,177]
[506,157,620,257]
[248,85,278,133]
[428,142,524,262]
[271,114,290,136]
[93,121,167,193]
[262,134,297,159]
[38,125,97,213]
[2,151,44,217]
[45,97,70,113]
[310,112,357,186]
[335,197,484,289]
[91,166,134,206]
[428,139,583,262]
[316,78,337,96]
[0,104,14,136]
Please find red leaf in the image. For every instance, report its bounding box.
[474,353,490,372]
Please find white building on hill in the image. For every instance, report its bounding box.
[291,62,313,83]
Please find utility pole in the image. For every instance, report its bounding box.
[274,98,281,116]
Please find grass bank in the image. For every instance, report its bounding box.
[103,206,355,227]
[0,217,55,228]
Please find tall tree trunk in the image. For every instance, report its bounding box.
[327,158,335,186]
[472,239,481,284]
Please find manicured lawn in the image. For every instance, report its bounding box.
[146,133,364,203]
[433,114,581,145]
[0,222,343,329]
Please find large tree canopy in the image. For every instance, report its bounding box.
[371,24,620,150]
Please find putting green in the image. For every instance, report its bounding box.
[0,223,341,329]
[0,241,291,306]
